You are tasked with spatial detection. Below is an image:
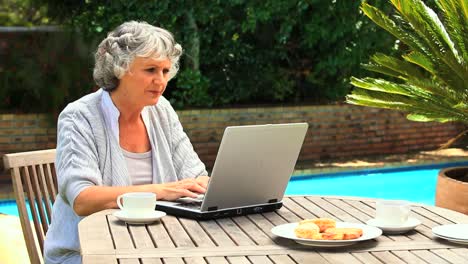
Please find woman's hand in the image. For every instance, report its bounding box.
[195,175,210,189]
[156,178,207,201]
[73,176,211,216]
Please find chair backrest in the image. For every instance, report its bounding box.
[3,149,57,264]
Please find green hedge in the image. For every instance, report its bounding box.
[1,0,396,112]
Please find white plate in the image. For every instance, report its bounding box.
[271,222,382,247]
[432,224,468,242]
[113,210,166,225]
[366,217,421,234]
[432,233,468,245]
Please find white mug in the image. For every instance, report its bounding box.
[375,199,411,226]
[117,192,157,217]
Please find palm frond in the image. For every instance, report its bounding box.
[360,2,427,54]
[390,0,467,87]
[402,52,435,74]
[363,53,426,81]
[349,0,468,125]
[436,0,468,63]
[349,77,468,123]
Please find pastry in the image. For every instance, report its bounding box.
[294,222,320,239]
[299,218,336,232]
[324,227,363,240]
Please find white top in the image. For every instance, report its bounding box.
[121,148,153,185]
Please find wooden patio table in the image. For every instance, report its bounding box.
[78,195,468,264]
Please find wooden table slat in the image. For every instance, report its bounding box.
[183,257,209,264]
[108,215,136,249]
[231,216,275,245]
[449,248,468,260]
[161,215,196,248]
[412,250,451,264]
[424,206,468,223]
[178,218,216,247]
[282,198,321,219]
[147,218,176,248]
[78,211,115,255]
[326,198,373,223]
[430,249,468,264]
[216,217,256,246]
[287,197,331,219]
[306,196,363,223]
[372,251,406,264]
[78,196,468,264]
[129,224,156,249]
[390,250,428,264]
[247,255,274,264]
[225,256,251,264]
[268,254,296,264]
[319,252,363,264]
[351,252,384,264]
[118,258,140,264]
[141,258,163,264]
[82,255,118,264]
[412,207,455,226]
[162,258,185,264]
[288,252,331,264]
[275,205,302,223]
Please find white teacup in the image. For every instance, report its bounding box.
[117,192,157,218]
[375,199,411,226]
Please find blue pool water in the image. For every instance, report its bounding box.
[1,161,468,217]
[286,161,468,205]
[0,200,32,216]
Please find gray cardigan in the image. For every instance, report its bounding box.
[44,89,207,264]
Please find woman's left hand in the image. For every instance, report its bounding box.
[195,175,210,189]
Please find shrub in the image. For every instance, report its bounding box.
[2,0,396,112]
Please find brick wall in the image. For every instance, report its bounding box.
[0,105,464,176]
[178,105,464,169]
[0,114,56,154]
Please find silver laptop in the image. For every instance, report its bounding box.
[156,123,308,219]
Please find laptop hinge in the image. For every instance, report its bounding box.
[268,199,278,203]
[207,206,218,211]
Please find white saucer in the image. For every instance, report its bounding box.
[432,224,468,244]
[366,217,421,234]
[113,210,166,225]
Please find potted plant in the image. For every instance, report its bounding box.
[346,0,468,214]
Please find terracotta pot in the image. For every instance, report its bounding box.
[435,167,468,215]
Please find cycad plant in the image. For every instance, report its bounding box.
[347,0,468,128]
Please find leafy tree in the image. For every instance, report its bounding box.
[6,0,396,111]
[0,0,51,26]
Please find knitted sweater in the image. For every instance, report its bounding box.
[44,89,207,264]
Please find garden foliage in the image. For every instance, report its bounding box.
[1,0,395,112]
[347,0,468,124]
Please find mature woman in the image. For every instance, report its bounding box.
[44,21,209,264]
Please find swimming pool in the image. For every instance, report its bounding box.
[1,161,468,218]
[286,161,468,205]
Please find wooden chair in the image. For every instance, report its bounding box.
[3,149,57,264]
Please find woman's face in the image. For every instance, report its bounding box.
[116,56,172,107]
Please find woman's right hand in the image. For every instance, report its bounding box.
[73,178,207,216]
[155,178,206,201]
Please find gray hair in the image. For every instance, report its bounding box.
[93,21,183,91]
